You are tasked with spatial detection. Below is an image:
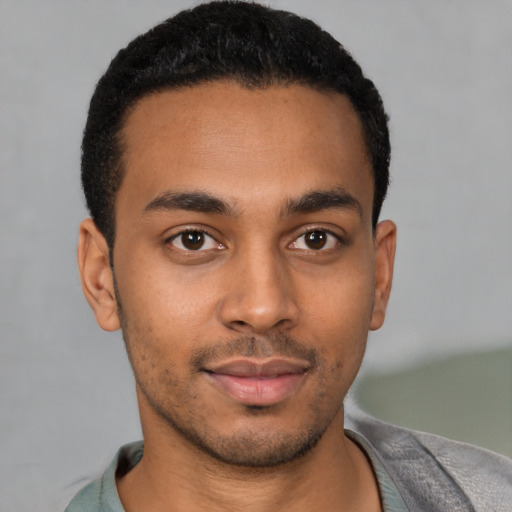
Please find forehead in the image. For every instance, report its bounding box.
[118,81,373,220]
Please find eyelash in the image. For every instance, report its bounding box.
[165,226,345,253]
[166,229,223,252]
[289,228,344,251]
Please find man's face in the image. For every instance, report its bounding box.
[85,81,395,467]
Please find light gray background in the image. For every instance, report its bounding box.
[1,1,511,510]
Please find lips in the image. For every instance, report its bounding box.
[203,358,310,406]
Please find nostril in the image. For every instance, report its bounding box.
[228,320,254,332]
[227,317,292,334]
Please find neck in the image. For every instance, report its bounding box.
[117,409,381,512]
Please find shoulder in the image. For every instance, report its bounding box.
[345,403,512,512]
[64,478,103,512]
[412,428,512,511]
[64,441,144,512]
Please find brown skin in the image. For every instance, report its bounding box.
[78,82,396,512]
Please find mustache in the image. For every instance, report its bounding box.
[190,333,318,370]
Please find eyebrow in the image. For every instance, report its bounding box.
[143,186,362,218]
[283,187,363,218]
[144,191,234,215]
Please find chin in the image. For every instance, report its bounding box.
[158,403,332,468]
[185,426,325,468]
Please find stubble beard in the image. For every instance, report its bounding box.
[141,385,329,468]
[115,284,345,468]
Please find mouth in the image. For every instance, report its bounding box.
[202,358,310,407]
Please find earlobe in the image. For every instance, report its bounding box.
[370,220,396,331]
[77,218,120,332]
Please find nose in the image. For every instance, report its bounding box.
[219,248,299,334]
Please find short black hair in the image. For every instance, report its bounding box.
[82,0,390,248]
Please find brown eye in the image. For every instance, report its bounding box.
[304,230,327,250]
[181,231,205,250]
[169,230,222,252]
[290,229,340,251]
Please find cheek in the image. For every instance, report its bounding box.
[117,250,219,328]
[114,271,213,380]
[300,264,375,331]
[296,260,375,367]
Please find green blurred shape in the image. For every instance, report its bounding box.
[354,346,512,457]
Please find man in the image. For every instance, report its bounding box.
[67,1,512,511]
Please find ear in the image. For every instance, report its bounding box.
[370,220,396,331]
[77,218,120,332]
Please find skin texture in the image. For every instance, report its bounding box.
[78,81,396,512]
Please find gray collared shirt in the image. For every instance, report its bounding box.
[65,436,407,511]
